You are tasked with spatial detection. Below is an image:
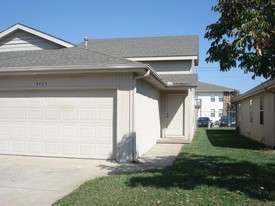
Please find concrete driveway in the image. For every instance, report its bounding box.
[0,144,182,206]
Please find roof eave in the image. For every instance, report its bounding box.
[0,65,147,75]
[196,89,236,92]
[126,55,198,62]
[166,83,198,90]
[233,84,275,103]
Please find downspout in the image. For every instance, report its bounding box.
[264,87,275,148]
[131,69,150,162]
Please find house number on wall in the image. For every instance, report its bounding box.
[36,81,48,86]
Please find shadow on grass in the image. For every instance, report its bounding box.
[206,129,267,150]
[127,153,275,201]
[126,129,275,201]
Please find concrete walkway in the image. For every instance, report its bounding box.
[0,143,183,206]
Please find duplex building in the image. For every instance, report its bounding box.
[0,23,199,161]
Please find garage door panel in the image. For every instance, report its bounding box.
[27,98,43,106]
[62,125,77,138]
[12,124,26,137]
[11,98,26,106]
[0,98,9,106]
[27,124,42,138]
[11,141,25,153]
[44,142,59,155]
[0,140,9,152]
[61,143,77,156]
[80,100,97,105]
[45,108,60,121]
[0,124,9,135]
[98,98,113,105]
[80,109,96,122]
[46,98,59,105]
[27,141,42,154]
[44,124,60,138]
[0,90,115,159]
[79,144,95,157]
[62,109,77,122]
[27,109,42,121]
[0,109,10,121]
[98,109,113,123]
[98,126,113,140]
[79,126,96,138]
[12,108,26,120]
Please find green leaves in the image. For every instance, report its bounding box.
[205,0,275,79]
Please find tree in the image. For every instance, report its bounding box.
[205,0,275,79]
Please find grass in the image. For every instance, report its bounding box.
[53,128,275,206]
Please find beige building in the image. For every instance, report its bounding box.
[233,79,275,147]
[0,23,199,162]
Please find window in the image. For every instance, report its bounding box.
[211,109,215,117]
[211,96,215,102]
[238,103,241,122]
[260,96,264,125]
[219,109,223,117]
[219,97,223,102]
[249,99,253,123]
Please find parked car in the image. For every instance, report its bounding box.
[197,117,213,127]
[219,116,236,127]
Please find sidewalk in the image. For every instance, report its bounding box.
[100,143,184,175]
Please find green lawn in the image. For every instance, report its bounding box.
[54,128,275,206]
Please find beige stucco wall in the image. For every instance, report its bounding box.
[237,91,275,147]
[135,79,161,156]
[185,88,196,141]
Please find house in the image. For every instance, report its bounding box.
[195,82,238,122]
[233,79,275,148]
[0,23,199,162]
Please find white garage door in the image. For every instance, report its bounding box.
[0,90,115,159]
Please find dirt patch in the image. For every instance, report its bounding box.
[259,149,275,154]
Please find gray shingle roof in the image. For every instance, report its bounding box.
[233,78,275,102]
[79,36,199,58]
[159,74,198,86]
[244,78,275,94]
[196,82,237,92]
[0,46,146,70]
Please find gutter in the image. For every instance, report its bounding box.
[0,65,147,76]
[145,65,198,89]
[130,69,150,162]
[265,87,275,94]
[264,87,275,148]
[146,65,167,87]
[233,86,275,103]
[233,80,275,102]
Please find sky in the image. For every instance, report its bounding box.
[0,0,266,93]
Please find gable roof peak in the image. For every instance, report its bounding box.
[0,23,75,48]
